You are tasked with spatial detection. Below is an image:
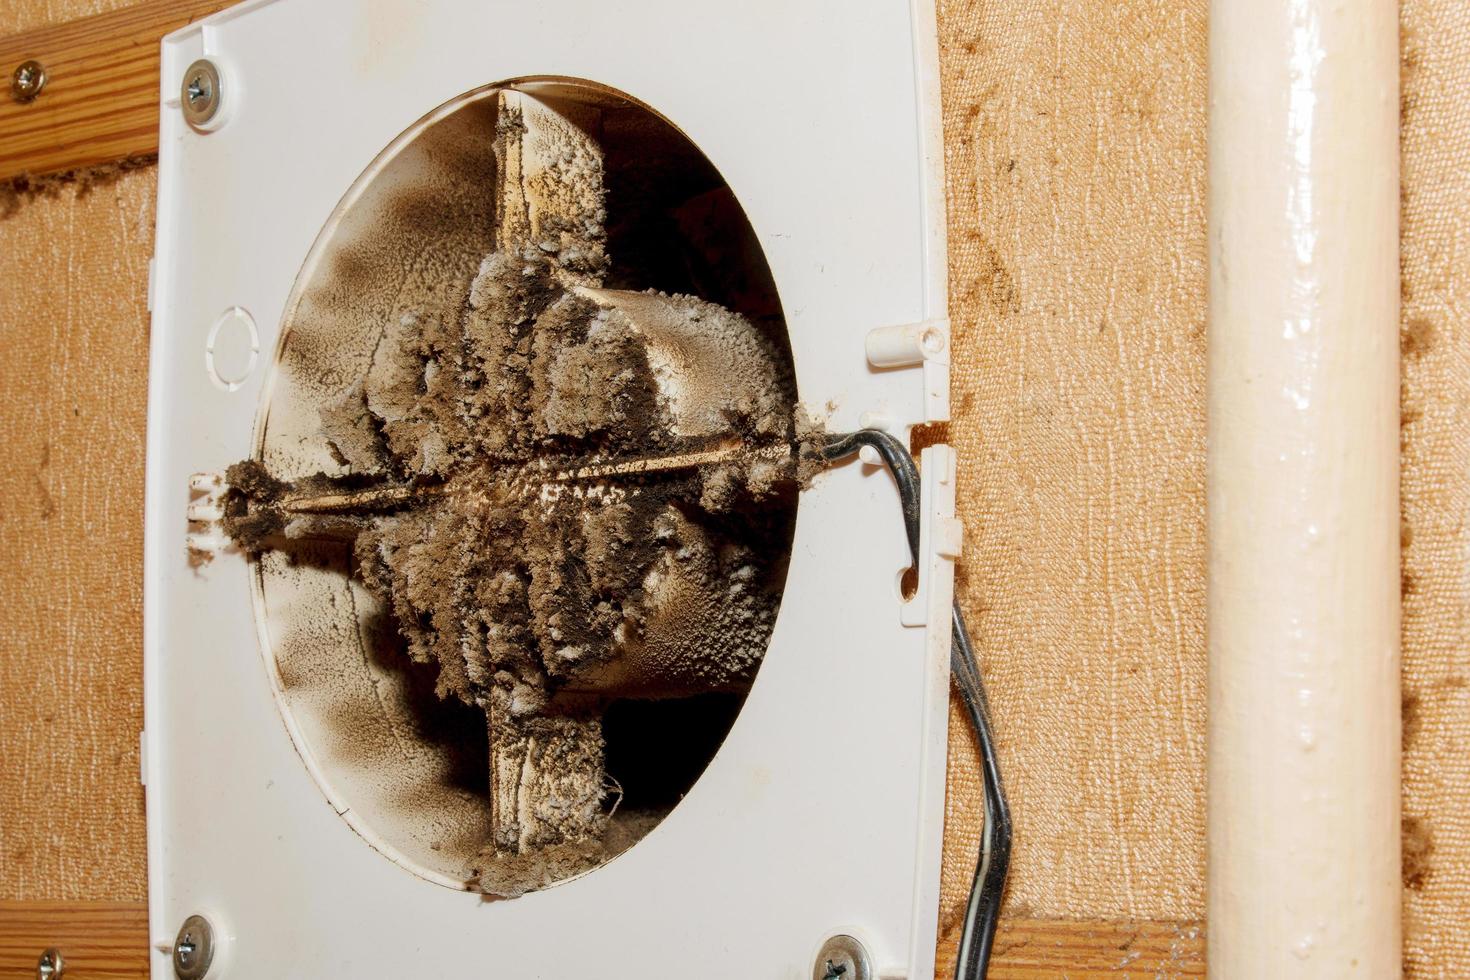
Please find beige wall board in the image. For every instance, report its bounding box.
[1400,0,1470,976]
[935,0,1210,924]
[0,167,156,902]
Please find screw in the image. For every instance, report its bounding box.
[36,948,63,980]
[11,60,46,102]
[180,59,222,128]
[172,914,215,979]
[813,935,871,980]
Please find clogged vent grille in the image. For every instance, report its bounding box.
[223,82,798,895]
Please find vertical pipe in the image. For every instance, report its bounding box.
[1208,0,1400,975]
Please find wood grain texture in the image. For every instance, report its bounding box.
[935,0,1209,923]
[0,0,231,181]
[0,0,140,38]
[0,167,157,902]
[937,918,1205,978]
[0,902,149,979]
[0,903,1204,980]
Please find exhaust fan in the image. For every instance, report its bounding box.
[145,2,977,977]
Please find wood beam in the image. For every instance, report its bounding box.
[0,0,232,182]
[936,916,1206,978]
[0,902,150,979]
[2,901,1204,977]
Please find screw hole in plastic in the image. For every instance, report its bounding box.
[897,565,919,602]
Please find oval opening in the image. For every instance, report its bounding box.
[244,80,798,895]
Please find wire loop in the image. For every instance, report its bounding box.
[820,430,1012,979]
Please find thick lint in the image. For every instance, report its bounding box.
[224,89,801,896]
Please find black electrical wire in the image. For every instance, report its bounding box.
[818,430,1011,980]
[948,603,1012,978]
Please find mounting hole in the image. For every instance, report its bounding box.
[898,565,919,602]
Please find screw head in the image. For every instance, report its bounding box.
[180,59,222,128]
[172,914,215,980]
[36,947,64,980]
[813,935,872,980]
[11,60,46,102]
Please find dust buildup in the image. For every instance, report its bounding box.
[226,90,798,896]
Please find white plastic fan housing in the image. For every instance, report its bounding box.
[144,1,957,976]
